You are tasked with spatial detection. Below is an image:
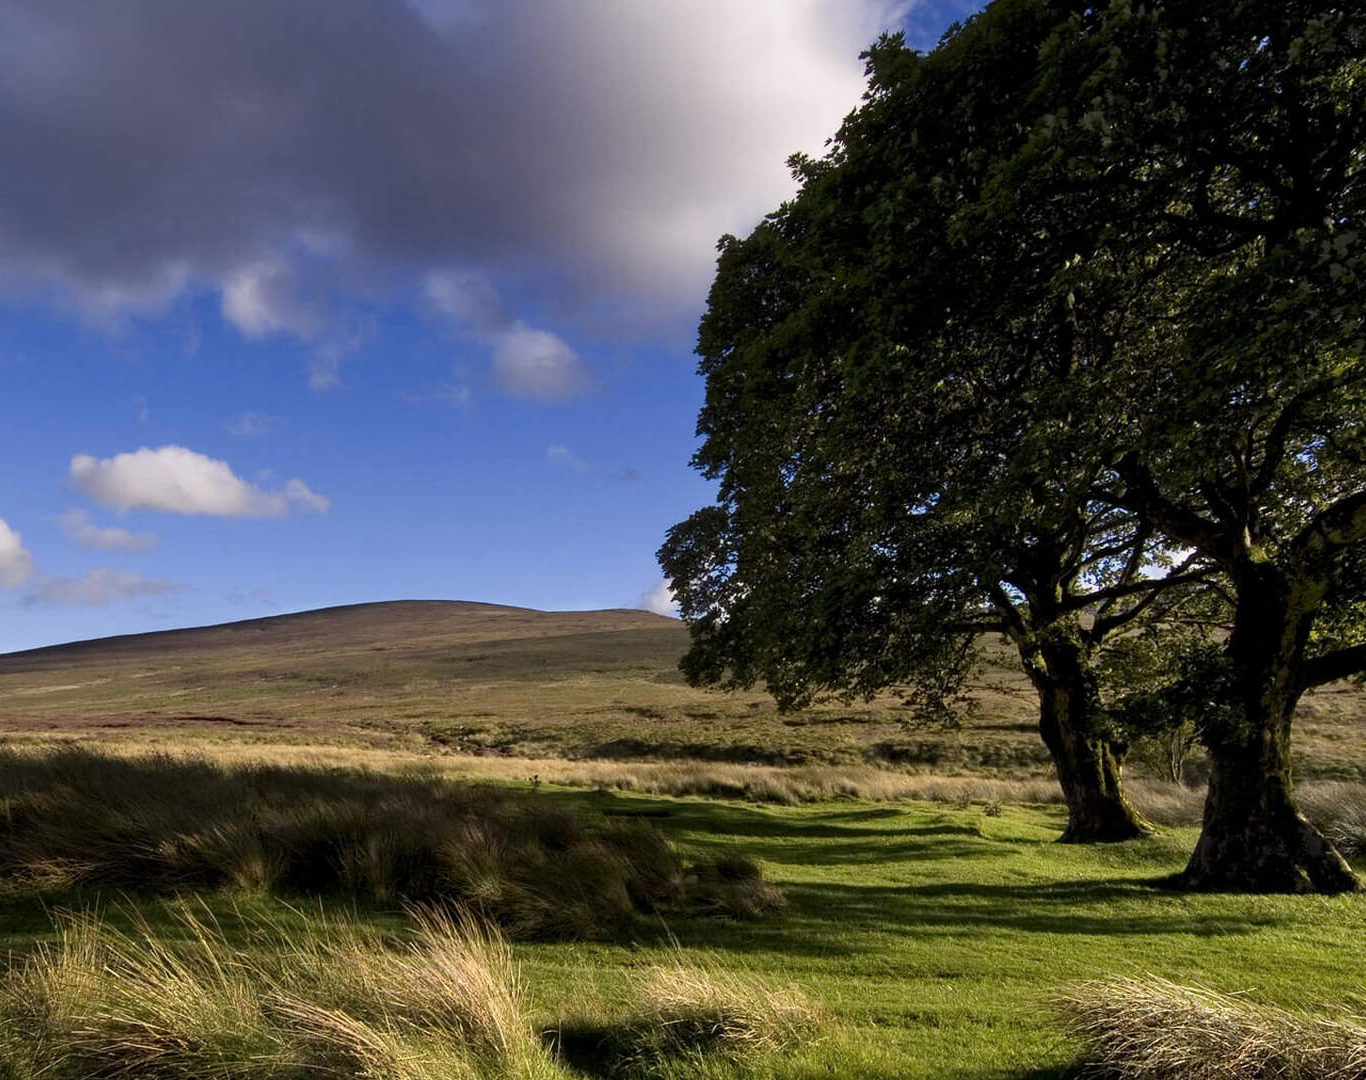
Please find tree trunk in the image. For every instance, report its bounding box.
[1178,563,1361,893]
[1180,744,1358,892]
[1026,636,1151,843]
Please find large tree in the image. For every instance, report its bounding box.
[994,0,1366,891]
[661,2,1209,843]
[665,0,1366,887]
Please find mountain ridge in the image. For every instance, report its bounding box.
[0,599,679,668]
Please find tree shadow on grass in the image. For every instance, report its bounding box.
[635,872,1282,959]
[789,878,1276,937]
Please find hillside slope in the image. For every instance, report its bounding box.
[1,600,1361,778]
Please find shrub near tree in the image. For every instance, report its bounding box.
[660,0,1211,844]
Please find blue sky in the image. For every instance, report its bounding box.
[0,0,982,653]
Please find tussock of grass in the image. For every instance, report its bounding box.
[550,951,820,1076]
[686,855,786,919]
[0,747,782,937]
[1127,781,1206,827]
[3,908,288,1080]
[0,903,564,1080]
[1058,976,1366,1080]
[635,956,820,1056]
[0,904,821,1080]
[1300,782,1366,859]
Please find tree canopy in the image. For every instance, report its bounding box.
[662,0,1366,889]
[662,0,1210,843]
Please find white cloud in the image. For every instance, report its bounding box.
[426,270,590,404]
[637,580,678,617]
[220,258,320,340]
[282,478,331,514]
[25,569,184,608]
[69,446,329,518]
[0,518,36,588]
[57,509,158,552]
[492,324,592,402]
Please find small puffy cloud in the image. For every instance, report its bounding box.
[25,569,184,608]
[637,580,678,617]
[0,518,36,588]
[57,509,158,552]
[307,319,371,391]
[70,446,329,518]
[220,258,320,340]
[493,324,592,401]
[427,271,589,404]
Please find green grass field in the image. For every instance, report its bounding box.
[1,762,1363,1078]
[2,604,1364,1077]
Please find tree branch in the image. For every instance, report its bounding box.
[1251,377,1362,498]
[1300,644,1366,689]
[988,583,1027,640]
[1292,488,1366,561]
[1114,453,1234,562]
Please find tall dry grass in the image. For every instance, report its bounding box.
[1058,976,1366,1080]
[0,902,562,1080]
[1125,778,1366,850]
[1299,782,1366,859]
[634,954,820,1057]
[0,903,822,1080]
[0,746,782,937]
[549,949,821,1075]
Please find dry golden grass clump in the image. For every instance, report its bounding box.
[1057,976,1366,1080]
[0,903,562,1080]
[549,950,821,1076]
[634,955,820,1057]
[1125,781,1206,827]
[0,904,822,1080]
[1299,782,1366,859]
[0,746,782,938]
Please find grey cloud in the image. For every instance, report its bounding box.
[24,569,185,608]
[0,0,899,330]
[56,509,159,552]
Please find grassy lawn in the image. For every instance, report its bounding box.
[3,776,1361,1079]
[520,791,1365,1078]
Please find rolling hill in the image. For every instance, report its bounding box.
[1,600,1361,779]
